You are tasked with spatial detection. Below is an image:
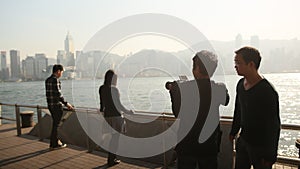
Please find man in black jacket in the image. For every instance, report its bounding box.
[229,46,281,169]
[167,50,229,169]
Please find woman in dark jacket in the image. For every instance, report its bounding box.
[99,69,132,166]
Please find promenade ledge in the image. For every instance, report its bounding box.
[0,102,299,169]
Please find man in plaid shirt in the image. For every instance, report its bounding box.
[45,64,73,150]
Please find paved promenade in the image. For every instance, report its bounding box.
[0,123,298,169]
[0,124,165,169]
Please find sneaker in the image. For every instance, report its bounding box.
[108,159,120,167]
[49,144,67,150]
[58,140,63,146]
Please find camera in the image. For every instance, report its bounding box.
[165,81,175,90]
[165,75,188,90]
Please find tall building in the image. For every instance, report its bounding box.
[22,54,48,80]
[65,32,74,54]
[46,58,56,66]
[1,51,7,70]
[66,52,75,66]
[76,51,83,63]
[1,51,9,80]
[10,50,21,79]
[57,50,66,66]
[35,53,48,79]
[57,32,75,67]
[23,56,35,80]
[75,50,84,70]
[65,32,75,66]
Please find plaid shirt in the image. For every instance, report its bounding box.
[45,74,68,107]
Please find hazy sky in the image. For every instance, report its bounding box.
[1,0,300,59]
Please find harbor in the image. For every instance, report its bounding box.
[1,1,300,168]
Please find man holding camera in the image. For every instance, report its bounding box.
[166,50,229,169]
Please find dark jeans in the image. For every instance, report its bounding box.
[235,137,273,169]
[49,105,63,147]
[108,152,117,164]
[107,133,120,164]
[177,155,217,169]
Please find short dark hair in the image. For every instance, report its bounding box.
[193,50,218,77]
[52,64,64,73]
[235,46,261,69]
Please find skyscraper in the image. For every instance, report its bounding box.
[10,50,21,79]
[57,50,66,66]
[1,51,7,70]
[23,56,35,80]
[35,53,48,79]
[1,51,9,80]
[65,32,74,54]
[58,32,75,67]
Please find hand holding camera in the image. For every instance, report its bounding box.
[165,75,188,90]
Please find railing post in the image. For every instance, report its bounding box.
[15,104,21,136]
[86,109,92,152]
[37,105,43,141]
[0,103,2,125]
[162,114,168,169]
[232,138,236,169]
[296,138,300,169]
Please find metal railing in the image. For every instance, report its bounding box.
[0,102,48,139]
[0,102,300,168]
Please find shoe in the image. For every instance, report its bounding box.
[108,159,120,167]
[58,140,63,146]
[49,144,67,150]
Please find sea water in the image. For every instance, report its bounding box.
[1,73,299,157]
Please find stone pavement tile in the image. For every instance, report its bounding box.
[0,123,161,169]
[274,163,299,169]
[1,124,299,169]
[273,164,284,169]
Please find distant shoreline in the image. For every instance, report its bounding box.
[1,71,300,83]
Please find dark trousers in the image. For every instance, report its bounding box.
[235,137,273,169]
[49,105,63,147]
[108,152,117,164]
[177,155,218,169]
[107,133,120,164]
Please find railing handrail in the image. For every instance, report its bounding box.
[1,102,300,131]
[0,102,299,167]
[0,102,48,109]
[0,116,16,121]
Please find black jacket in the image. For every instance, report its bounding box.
[230,78,281,163]
[169,79,229,157]
[99,85,129,117]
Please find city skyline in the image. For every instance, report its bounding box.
[0,32,78,81]
[1,0,300,59]
[1,35,300,82]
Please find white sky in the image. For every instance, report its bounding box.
[0,0,300,59]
